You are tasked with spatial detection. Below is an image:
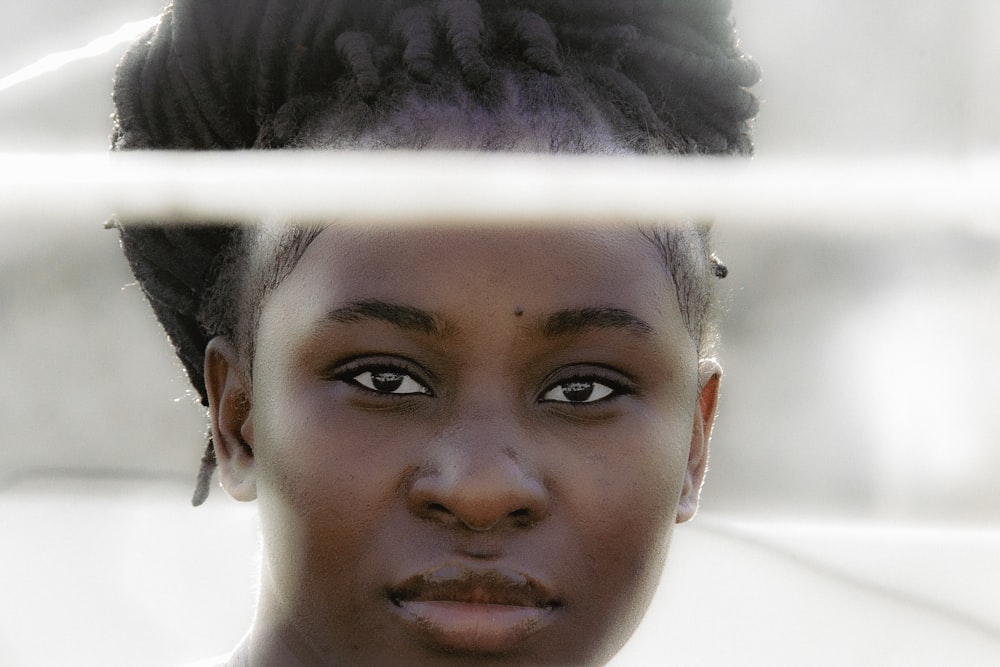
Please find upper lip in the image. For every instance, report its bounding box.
[389,563,560,609]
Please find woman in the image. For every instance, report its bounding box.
[112,1,758,663]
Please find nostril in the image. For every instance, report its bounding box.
[426,502,449,516]
[509,507,534,527]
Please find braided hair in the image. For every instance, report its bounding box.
[111,0,759,505]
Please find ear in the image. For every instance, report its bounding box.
[205,337,257,502]
[676,359,721,523]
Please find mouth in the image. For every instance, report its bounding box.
[388,563,561,654]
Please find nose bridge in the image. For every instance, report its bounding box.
[407,404,550,531]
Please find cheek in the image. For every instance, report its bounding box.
[253,387,403,519]
[559,410,692,638]
[249,386,401,571]
[248,391,414,644]
[575,405,692,529]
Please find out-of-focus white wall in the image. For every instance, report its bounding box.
[706,227,1000,521]
[739,0,1000,155]
[0,2,165,150]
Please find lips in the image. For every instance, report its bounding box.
[388,563,560,654]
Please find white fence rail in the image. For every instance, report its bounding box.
[2,152,998,232]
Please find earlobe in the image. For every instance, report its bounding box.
[205,337,258,502]
[676,359,721,523]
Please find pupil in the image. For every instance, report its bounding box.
[563,381,594,402]
[372,372,404,392]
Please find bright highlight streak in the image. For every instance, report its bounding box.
[0,17,159,94]
[0,152,998,234]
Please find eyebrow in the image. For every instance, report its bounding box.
[321,301,653,340]
[541,307,655,339]
[323,299,449,337]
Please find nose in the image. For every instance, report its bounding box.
[407,419,550,532]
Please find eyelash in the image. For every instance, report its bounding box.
[539,372,634,405]
[330,359,634,405]
[332,358,433,397]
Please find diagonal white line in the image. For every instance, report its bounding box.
[0,16,159,94]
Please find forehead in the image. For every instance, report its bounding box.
[261,226,693,354]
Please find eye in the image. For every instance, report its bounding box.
[351,370,430,394]
[350,369,429,395]
[541,379,619,404]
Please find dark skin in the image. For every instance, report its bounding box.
[207,226,720,666]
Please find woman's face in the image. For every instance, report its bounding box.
[209,226,718,665]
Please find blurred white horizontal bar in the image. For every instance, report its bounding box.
[1,151,998,233]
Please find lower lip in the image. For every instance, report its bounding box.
[393,600,554,654]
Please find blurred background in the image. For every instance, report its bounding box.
[1,1,998,665]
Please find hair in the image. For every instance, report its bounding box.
[111,0,758,504]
